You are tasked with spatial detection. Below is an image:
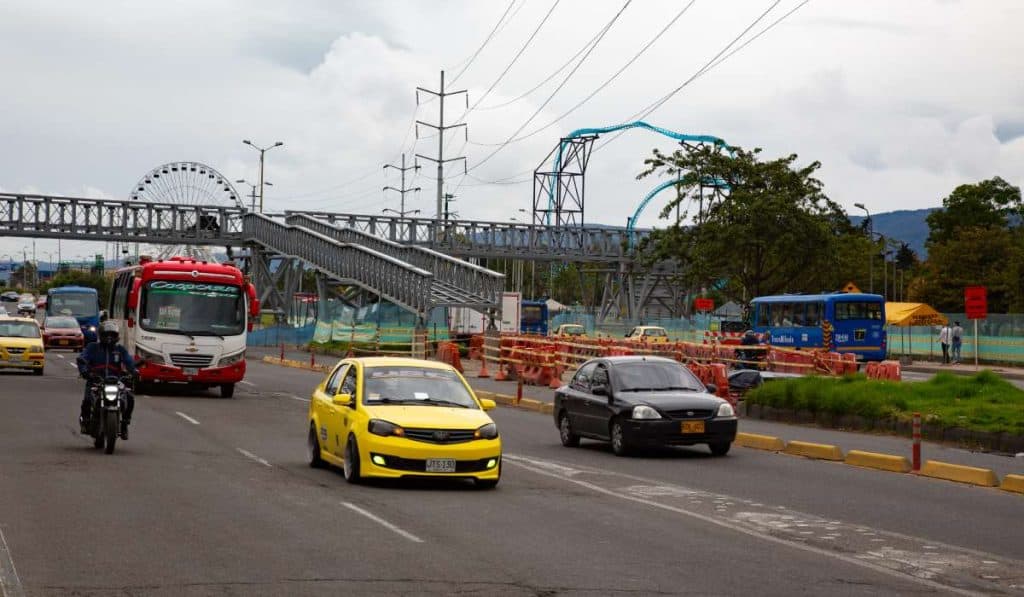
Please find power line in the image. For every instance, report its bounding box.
[468,0,696,147]
[449,0,519,85]
[465,0,633,174]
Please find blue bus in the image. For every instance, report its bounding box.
[520,300,549,335]
[46,286,102,343]
[750,293,887,361]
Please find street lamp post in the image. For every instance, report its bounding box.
[853,203,873,294]
[236,179,272,212]
[242,139,284,213]
[383,208,420,219]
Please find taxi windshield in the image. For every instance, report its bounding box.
[0,321,40,338]
[363,367,478,408]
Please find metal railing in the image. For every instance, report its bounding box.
[286,214,504,310]
[243,213,434,317]
[0,193,244,244]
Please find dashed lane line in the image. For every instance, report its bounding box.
[341,502,424,544]
[236,448,273,468]
[175,411,200,425]
[0,526,25,597]
[239,380,255,387]
[286,393,310,403]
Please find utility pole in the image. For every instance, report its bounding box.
[443,193,457,222]
[415,71,468,224]
[383,154,422,218]
[242,139,283,213]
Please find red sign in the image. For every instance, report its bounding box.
[965,286,987,320]
[694,298,715,312]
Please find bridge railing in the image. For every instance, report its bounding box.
[0,193,245,244]
[288,210,643,262]
[243,213,434,317]
[285,214,504,309]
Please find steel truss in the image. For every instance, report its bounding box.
[532,135,596,228]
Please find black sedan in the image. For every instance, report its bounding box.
[553,356,738,456]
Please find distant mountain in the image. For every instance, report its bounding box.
[849,208,937,259]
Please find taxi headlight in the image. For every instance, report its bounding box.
[716,402,736,418]
[631,405,662,420]
[474,423,498,440]
[368,419,405,437]
[219,350,246,366]
[136,346,164,365]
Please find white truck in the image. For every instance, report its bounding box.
[449,291,521,334]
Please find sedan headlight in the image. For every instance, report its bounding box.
[368,419,405,437]
[716,402,736,418]
[219,350,246,366]
[631,405,662,420]
[135,345,165,365]
[474,423,499,440]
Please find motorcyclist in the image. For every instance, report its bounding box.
[77,321,137,439]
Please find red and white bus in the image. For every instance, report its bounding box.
[108,257,259,397]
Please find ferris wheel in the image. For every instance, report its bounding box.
[129,161,244,209]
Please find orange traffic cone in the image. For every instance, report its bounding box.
[478,354,491,378]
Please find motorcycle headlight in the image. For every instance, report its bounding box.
[368,419,405,437]
[474,423,499,440]
[632,405,662,420]
[136,345,165,365]
[103,386,119,402]
[219,350,246,366]
[716,402,736,418]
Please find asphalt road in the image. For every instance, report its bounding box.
[1,351,1022,596]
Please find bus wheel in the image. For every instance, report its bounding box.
[220,383,235,398]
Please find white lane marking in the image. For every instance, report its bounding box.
[286,393,310,403]
[56,354,65,359]
[239,380,255,387]
[0,526,25,597]
[236,448,273,468]
[341,502,424,544]
[66,362,78,369]
[503,455,983,597]
[175,411,200,425]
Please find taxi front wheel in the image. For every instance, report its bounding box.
[343,436,362,484]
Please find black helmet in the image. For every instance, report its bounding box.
[99,321,120,346]
[743,329,756,339]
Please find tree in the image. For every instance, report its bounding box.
[39,271,112,305]
[913,227,1019,311]
[926,177,1022,246]
[638,145,852,305]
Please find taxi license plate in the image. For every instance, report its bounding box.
[183,367,199,376]
[425,458,456,473]
[681,421,705,434]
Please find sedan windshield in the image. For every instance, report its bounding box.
[140,281,244,336]
[363,367,478,408]
[615,361,704,392]
[45,317,80,329]
[0,321,40,338]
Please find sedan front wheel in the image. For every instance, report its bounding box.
[610,420,630,457]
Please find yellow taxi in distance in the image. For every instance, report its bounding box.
[0,317,45,375]
[625,325,670,344]
[307,357,501,488]
[552,324,587,339]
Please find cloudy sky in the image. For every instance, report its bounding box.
[1,0,1022,263]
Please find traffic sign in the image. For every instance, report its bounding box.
[964,286,987,320]
[694,298,714,312]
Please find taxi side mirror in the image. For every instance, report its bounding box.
[332,393,353,407]
[478,398,496,411]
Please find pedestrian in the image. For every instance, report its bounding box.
[951,320,964,364]
[938,323,951,364]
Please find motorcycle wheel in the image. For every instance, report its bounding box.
[93,431,104,449]
[104,411,118,454]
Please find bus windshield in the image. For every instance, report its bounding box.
[48,292,98,317]
[140,281,244,336]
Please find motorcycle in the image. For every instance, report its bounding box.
[86,376,132,454]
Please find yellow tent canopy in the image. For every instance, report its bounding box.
[885,302,948,326]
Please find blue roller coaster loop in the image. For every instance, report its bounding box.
[545,121,730,238]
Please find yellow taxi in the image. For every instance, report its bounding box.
[625,325,670,344]
[552,324,587,339]
[0,316,45,375]
[307,357,501,488]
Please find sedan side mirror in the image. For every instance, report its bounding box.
[591,384,608,397]
[704,383,718,395]
[332,393,353,407]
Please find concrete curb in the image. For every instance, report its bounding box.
[261,355,330,373]
[783,440,844,461]
[919,460,999,487]
[844,450,912,473]
[1001,474,1024,494]
[735,432,785,452]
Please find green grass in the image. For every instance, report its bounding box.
[745,370,1024,435]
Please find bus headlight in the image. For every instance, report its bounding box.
[136,345,165,365]
[219,350,246,366]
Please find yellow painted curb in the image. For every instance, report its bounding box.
[919,460,998,487]
[998,474,1024,494]
[844,450,911,473]
[783,440,844,461]
[518,398,544,412]
[261,355,329,372]
[539,402,554,415]
[735,432,785,452]
[493,393,517,406]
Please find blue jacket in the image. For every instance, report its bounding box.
[76,342,138,380]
